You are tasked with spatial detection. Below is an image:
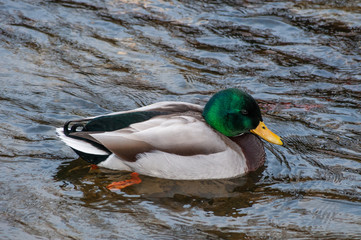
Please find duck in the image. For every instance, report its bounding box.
[56,88,283,190]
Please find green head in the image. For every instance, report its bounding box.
[202,88,262,137]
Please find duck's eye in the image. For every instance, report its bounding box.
[240,109,248,115]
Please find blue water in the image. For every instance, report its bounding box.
[0,0,360,239]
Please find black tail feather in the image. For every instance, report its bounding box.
[63,118,112,158]
[64,118,93,136]
[72,148,109,165]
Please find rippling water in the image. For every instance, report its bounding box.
[1,0,360,239]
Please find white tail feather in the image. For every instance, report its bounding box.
[56,128,109,155]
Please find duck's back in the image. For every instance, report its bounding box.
[58,102,208,164]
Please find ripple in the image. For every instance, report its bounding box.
[1,0,361,239]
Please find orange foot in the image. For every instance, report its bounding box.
[107,172,142,190]
[90,164,99,170]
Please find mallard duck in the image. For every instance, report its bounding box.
[57,88,282,189]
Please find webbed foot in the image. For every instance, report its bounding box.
[107,172,141,190]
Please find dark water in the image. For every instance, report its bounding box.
[1,0,361,239]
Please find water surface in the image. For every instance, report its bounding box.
[0,0,360,239]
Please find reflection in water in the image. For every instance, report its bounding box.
[1,0,361,239]
[55,158,263,202]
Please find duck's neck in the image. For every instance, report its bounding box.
[230,133,265,171]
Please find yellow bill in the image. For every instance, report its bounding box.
[250,121,283,145]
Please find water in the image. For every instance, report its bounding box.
[1,0,360,239]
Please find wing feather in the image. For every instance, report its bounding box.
[90,114,227,161]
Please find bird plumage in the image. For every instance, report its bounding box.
[57,89,282,180]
